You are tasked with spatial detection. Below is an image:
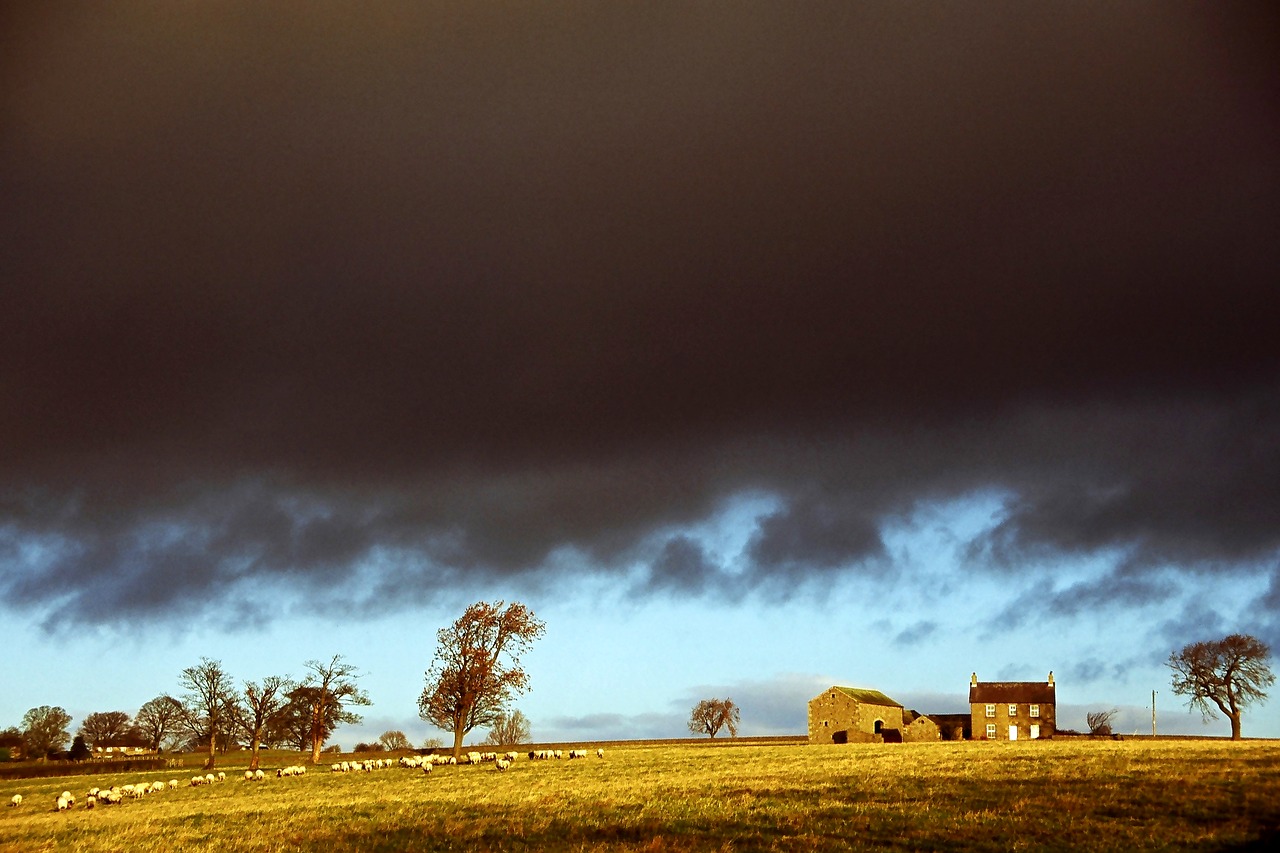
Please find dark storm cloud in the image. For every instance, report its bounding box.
[2,3,1278,626]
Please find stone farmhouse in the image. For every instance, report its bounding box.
[808,686,939,744]
[969,671,1056,740]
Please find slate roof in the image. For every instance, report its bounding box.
[968,681,1056,704]
[826,686,904,708]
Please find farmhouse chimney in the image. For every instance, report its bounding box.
[970,672,978,686]
[1047,671,1054,685]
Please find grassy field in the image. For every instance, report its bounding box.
[2,739,1278,851]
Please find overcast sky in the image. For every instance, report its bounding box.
[2,2,1277,746]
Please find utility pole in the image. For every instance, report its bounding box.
[1152,690,1157,736]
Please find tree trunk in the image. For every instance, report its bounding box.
[205,734,217,770]
[452,728,466,762]
[1230,713,1242,740]
[250,739,261,771]
[311,730,322,764]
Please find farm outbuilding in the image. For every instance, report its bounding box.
[808,686,906,744]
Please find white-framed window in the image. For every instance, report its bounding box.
[1009,704,1018,717]
[985,704,996,718]
[985,723,997,739]
[1029,704,1040,718]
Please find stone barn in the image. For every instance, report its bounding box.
[808,686,905,744]
[969,671,1057,740]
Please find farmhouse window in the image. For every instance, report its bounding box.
[1008,704,1018,716]
[985,704,996,717]
[985,723,996,739]
[1030,704,1040,718]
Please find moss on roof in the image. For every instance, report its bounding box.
[827,686,904,708]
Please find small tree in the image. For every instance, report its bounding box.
[179,658,238,769]
[483,710,531,746]
[69,735,91,761]
[135,695,186,752]
[688,698,740,738]
[1168,633,1274,740]
[419,600,546,761]
[302,655,370,764]
[1086,708,1118,737]
[379,730,412,752]
[21,706,73,761]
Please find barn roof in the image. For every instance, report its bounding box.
[968,681,1056,704]
[823,686,904,708]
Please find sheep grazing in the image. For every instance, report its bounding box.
[61,791,75,806]
[9,794,21,807]
[204,773,217,785]
[85,795,96,809]
[505,751,520,762]
[56,795,69,812]
[245,770,256,781]
[421,763,433,774]
[597,748,604,759]
[169,779,179,789]
[216,771,226,782]
[568,749,588,759]
[88,787,100,798]
[495,758,511,771]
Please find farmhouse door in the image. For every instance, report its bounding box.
[1008,725,1018,741]
[1030,724,1040,739]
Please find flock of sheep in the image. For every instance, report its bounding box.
[7,747,606,812]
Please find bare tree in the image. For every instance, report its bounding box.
[134,695,185,752]
[231,675,294,771]
[302,655,370,764]
[379,730,411,751]
[1086,708,1118,737]
[179,657,238,769]
[21,706,72,761]
[1168,633,1274,740]
[77,711,134,749]
[688,698,740,738]
[483,710,531,746]
[418,600,546,761]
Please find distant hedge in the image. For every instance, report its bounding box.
[0,757,169,781]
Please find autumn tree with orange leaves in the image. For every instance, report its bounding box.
[418,601,546,761]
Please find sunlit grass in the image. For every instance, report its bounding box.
[2,741,1278,851]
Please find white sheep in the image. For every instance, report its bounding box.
[61,790,75,805]
[168,779,179,789]
[505,751,520,762]
[150,781,166,794]
[254,769,265,781]
[9,794,20,807]
[597,748,604,758]
[56,795,69,811]
[421,763,433,774]
[568,749,587,759]
[245,770,256,781]
[495,758,511,771]
[85,795,96,809]
[204,773,216,784]
[216,771,226,782]
[466,751,482,765]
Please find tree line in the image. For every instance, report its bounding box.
[2,600,553,767]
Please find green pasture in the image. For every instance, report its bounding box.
[2,740,1277,851]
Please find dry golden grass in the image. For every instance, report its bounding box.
[1,740,1277,851]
